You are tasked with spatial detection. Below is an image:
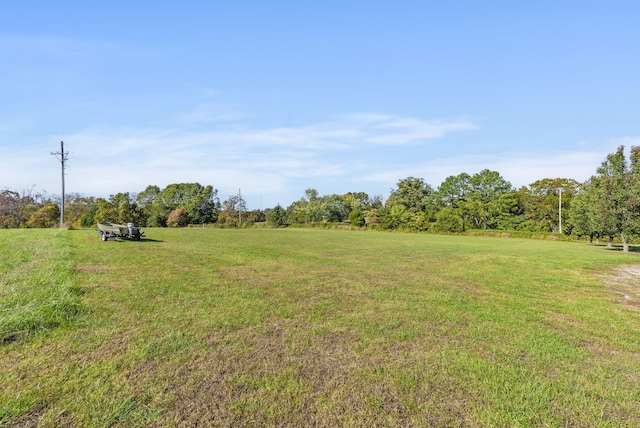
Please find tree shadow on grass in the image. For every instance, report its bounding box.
[137,238,164,243]
[603,245,640,253]
[100,237,164,243]
[114,237,163,243]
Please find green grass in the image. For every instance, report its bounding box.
[2,228,640,426]
[0,230,82,341]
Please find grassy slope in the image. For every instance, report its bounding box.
[1,228,640,427]
[0,230,81,341]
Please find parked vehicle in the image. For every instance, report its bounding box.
[96,222,144,241]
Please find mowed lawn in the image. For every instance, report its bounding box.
[2,228,640,427]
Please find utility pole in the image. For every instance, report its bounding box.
[558,187,562,234]
[238,188,242,225]
[51,141,69,227]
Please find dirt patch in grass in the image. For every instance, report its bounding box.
[131,318,473,427]
[73,330,136,365]
[216,266,279,288]
[147,320,361,426]
[74,264,110,274]
[600,265,640,312]
[1,330,29,344]
[3,409,46,428]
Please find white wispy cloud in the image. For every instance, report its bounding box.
[175,111,474,149]
[315,114,468,145]
[4,113,471,200]
[178,103,245,124]
[3,113,628,208]
[347,114,477,145]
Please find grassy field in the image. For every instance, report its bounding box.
[2,228,640,427]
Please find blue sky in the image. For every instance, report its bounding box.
[1,1,639,209]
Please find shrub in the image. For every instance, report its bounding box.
[435,207,464,232]
[26,205,60,228]
[267,204,288,227]
[348,209,365,227]
[167,207,189,228]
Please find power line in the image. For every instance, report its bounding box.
[51,141,69,227]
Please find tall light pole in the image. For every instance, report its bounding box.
[51,141,69,227]
[558,187,562,234]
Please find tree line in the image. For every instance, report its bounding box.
[2,146,639,250]
[274,173,579,234]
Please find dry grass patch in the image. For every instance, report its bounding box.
[144,318,475,427]
[600,264,640,312]
[74,264,110,274]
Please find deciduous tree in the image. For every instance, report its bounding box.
[518,178,579,233]
[591,146,640,252]
[568,180,600,242]
[0,188,43,228]
[466,169,516,229]
[26,205,60,228]
[386,177,434,215]
[267,204,287,227]
[220,193,248,227]
[167,207,189,228]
